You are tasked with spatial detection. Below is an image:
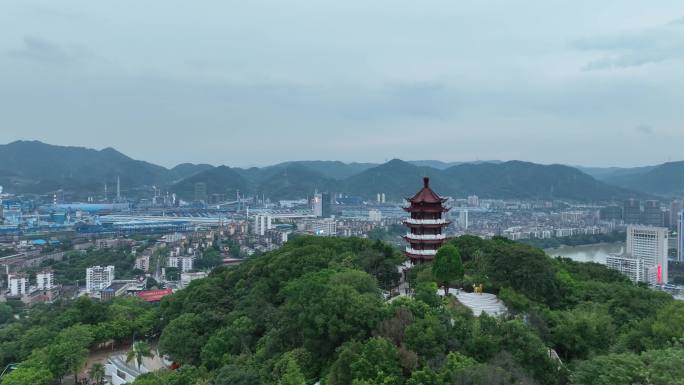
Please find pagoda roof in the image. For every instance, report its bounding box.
[403,206,450,213]
[407,177,447,204]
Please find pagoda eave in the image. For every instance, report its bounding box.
[403,207,450,213]
[403,221,451,228]
[404,252,435,262]
[403,237,449,244]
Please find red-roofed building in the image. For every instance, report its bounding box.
[403,177,450,263]
[136,288,173,302]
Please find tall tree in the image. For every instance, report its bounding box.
[0,367,53,385]
[126,341,154,370]
[159,313,207,365]
[278,356,306,385]
[88,363,105,385]
[431,245,464,295]
[46,324,94,382]
[0,304,12,325]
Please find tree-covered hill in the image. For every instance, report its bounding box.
[267,161,377,180]
[170,166,251,201]
[0,141,646,201]
[442,161,634,201]
[342,159,444,202]
[603,160,684,196]
[342,159,639,202]
[3,236,684,385]
[0,140,169,194]
[252,164,339,200]
[168,163,215,183]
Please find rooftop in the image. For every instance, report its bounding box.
[407,177,446,204]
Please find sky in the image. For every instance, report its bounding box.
[1,0,683,168]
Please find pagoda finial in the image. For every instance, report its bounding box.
[423,176,429,188]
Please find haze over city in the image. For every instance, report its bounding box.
[2,0,684,167]
[4,2,684,385]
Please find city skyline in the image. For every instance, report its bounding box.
[3,3,684,384]
[1,1,684,168]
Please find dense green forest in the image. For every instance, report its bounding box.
[2,236,684,385]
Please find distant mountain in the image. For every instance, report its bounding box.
[0,140,167,194]
[173,164,338,201]
[343,159,443,201]
[343,160,638,201]
[602,161,684,196]
[171,166,250,200]
[0,141,647,201]
[273,161,377,180]
[168,163,215,182]
[576,165,657,181]
[255,164,338,200]
[442,161,635,201]
[408,160,502,170]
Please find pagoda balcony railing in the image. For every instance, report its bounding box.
[403,218,448,225]
[405,247,438,256]
[404,233,446,240]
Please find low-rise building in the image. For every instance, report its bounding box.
[27,286,60,305]
[310,219,337,236]
[180,271,207,288]
[105,354,149,385]
[606,254,644,283]
[369,209,382,222]
[100,279,146,301]
[135,255,150,272]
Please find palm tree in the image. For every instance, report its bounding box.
[126,341,153,371]
[88,363,105,385]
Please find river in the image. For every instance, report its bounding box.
[544,242,625,264]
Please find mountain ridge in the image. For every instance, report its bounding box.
[602,161,684,196]
[0,140,650,201]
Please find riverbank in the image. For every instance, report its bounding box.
[520,231,626,250]
[544,241,625,264]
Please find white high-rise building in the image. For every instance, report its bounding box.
[626,225,668,285]
[8,274,28,296]
[467,195,479,207]
[36,270,54,290]
[313,194,323,217]
[459,210,469,230]
[86,265,115,293]
[253,215,273,236]
[167,256,194,272]
[369,209,382,222]
[678,211,684,262]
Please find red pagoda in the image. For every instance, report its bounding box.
[403,177,450,263]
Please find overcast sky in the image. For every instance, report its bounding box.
[1,1,683,168]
